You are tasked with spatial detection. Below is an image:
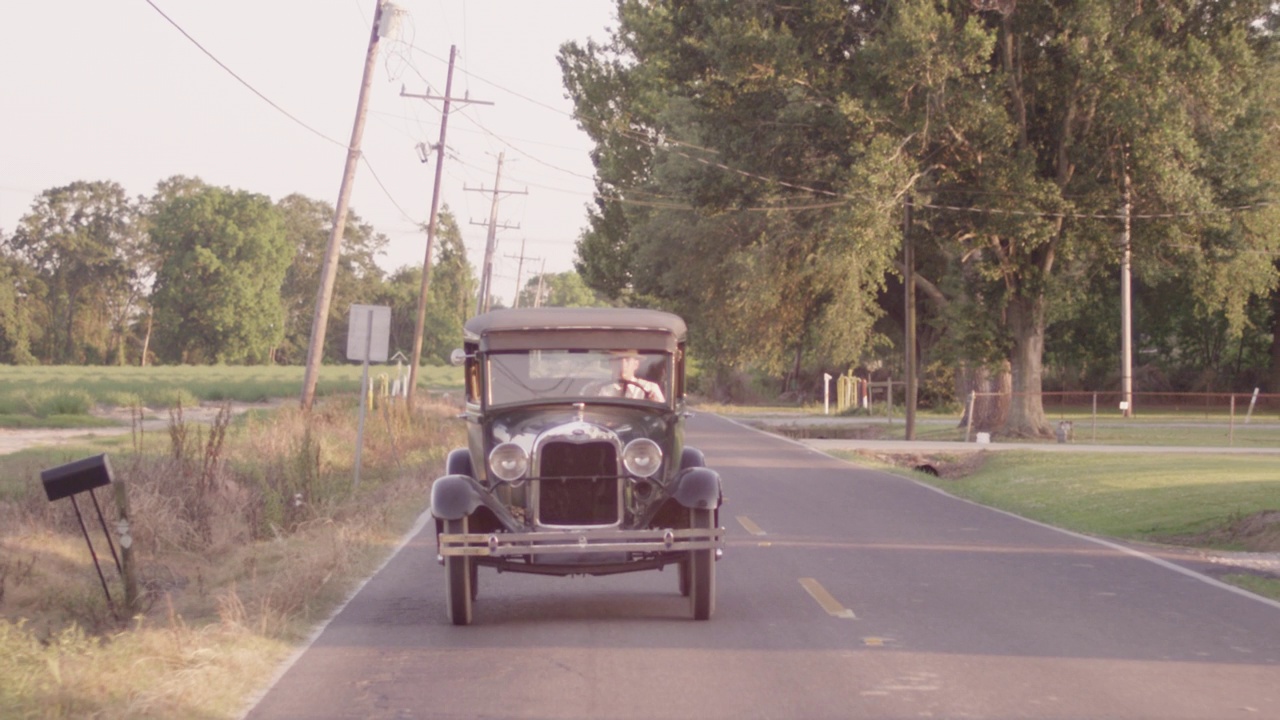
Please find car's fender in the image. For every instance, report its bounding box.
[671,466,722,510]
[430,474,485,520]
[445,447,473,477]
[680,446,706,470]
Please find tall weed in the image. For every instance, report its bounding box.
[0,393,462,717]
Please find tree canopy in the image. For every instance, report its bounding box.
[275,193,388,365]
[0,179,478,368]
[378,209,475,364]
[517,270,604,308]
[149,185,291,364]
[4,181,147,364]
[561,0,1280,427]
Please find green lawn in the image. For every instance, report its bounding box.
[832,448,1280,600]
[906,450,1280,541]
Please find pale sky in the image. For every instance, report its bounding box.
[0,1,617,305]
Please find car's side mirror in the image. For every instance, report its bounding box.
[449,348,468,366]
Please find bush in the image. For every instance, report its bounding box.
[31,389,94,417]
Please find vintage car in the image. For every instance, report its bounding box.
[431,307,724,625]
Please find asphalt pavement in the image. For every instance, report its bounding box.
[243,412,1280,720]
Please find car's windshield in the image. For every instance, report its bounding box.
[486,349,671,406]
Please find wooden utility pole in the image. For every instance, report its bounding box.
[466,152,525,313]
[300,0,385,410]
[903,198,917,440]
[533,259,547,308]
[400,45,491,404]
[505,238,539,308]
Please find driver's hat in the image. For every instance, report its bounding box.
[608,348,642,359]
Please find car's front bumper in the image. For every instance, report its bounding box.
[438,526,723,558]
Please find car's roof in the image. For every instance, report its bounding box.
[464,308,687,352]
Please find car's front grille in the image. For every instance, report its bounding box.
[536,440,619,526]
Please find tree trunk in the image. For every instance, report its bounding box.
[1270,284,1280,393]
[956,360,1011,432]
[63,281,83,363]
[786,344,803,395]
[141,308,153,367]
[1004,292,1052,437]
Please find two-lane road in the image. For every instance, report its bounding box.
[244,413,1280,719]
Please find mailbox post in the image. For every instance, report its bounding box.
[41,454,135,614]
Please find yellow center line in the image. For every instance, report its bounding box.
[735,515,766,536]
[799,577,856,619]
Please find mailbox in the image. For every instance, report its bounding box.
[41,453,114,502]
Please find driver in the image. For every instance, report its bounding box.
[598,349,665,402]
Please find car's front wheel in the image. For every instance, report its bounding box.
[689,508,715,620]
[444,517,473,625]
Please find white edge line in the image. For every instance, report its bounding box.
[238,507,435,718]
[716,414,1280,613]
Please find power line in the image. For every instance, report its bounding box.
[143,0,421,226]
[502,176,593,197]
[409,43,574,119]
[142,0,345,150]
[453,106,596,181]
[359,156,418,224]
[914,200,1277,221]
[610,126,1278,221]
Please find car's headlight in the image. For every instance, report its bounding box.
[622,438,663,478]
[488,443,528,482]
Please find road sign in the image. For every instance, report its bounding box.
[347,304,391,363]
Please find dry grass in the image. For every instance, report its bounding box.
[0,395,462,719]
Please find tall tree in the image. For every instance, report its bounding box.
[0,251,39,364]
[560,5,895,394]
[380,265,425,361]
[920,0,1280,432]
[563,0,1280,429]
[421,211,474,362]
[275,194,387,364]
[149,186,291,364]
[376,210,473,364]
[4,181,145,364]
[134,175,214,365]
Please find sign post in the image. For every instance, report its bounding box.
[823,373,832,415]
[347,304,391,490]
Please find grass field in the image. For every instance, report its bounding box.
[0,364,464,428]
[893,450,1280,543]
